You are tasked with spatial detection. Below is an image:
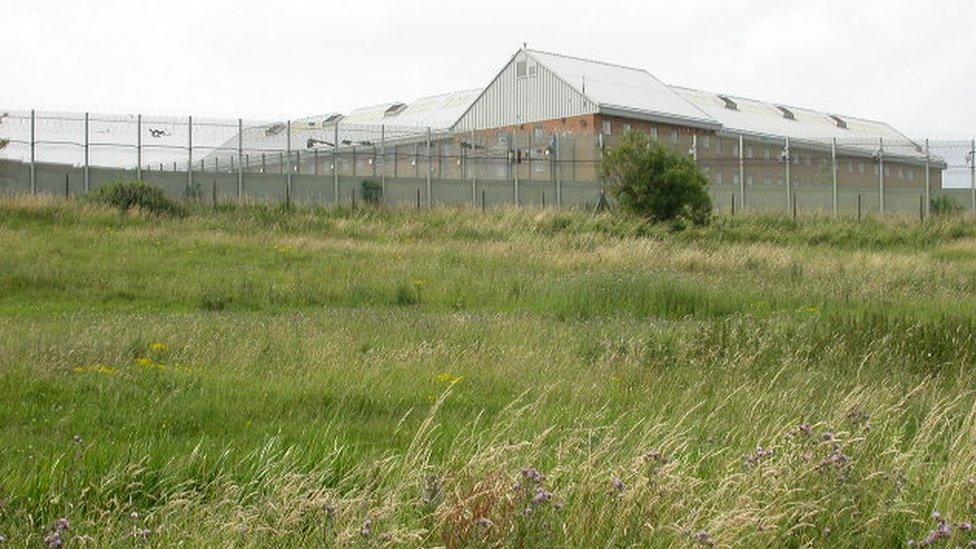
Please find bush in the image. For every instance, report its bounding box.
[930,195,963,217]
[600,131,712,225]
[86,181,184,216]
[361,180,383,206]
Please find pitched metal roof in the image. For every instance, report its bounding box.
[525,49,721,130]
[672,86,927,160]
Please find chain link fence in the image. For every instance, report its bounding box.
[1,109,973,216]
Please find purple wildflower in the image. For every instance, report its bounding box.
[611,476,626,495]
[43,533,62,549]
[474,517,494,529]
[958,521,973,532]
[693,530,714,546]
[745,447,774,467]
[532,489,552,506]
[521,468,544,483]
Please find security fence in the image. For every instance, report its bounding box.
[1,109,974,216]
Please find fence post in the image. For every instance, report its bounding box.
[187,116,193,193]
[470,129,477,208]
[380,124,386,199]
[878,137,885,214]
[237,118,244,201]
[514,131,520,206]
[831,138,838,216]
[286,120,292,208]
[970,138,975,213]
[29,109,35,195]
[136,114,143,181]
[333,122,340,205]
[84,112,90,192]
[555,133,562,207]
[691,133,698,164]
[857,194,862,221]
[784,136,791,213]
[738,134,745,213]
[924,138,931,218]
[426,127,432,207]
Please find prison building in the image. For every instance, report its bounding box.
[198,46,945,212]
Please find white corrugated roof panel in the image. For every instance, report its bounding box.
[526,49,719,130]
[672,86,925,159]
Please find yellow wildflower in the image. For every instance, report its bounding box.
[435,373,463,385]
[149,342,168,352]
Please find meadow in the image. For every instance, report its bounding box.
[2,196,976,546]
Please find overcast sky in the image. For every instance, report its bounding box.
[4,0,975,138]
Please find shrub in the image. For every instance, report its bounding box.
[361,180,383,206]
[930,195,963,216]
[86,181,183,216]
[599,131,712,225]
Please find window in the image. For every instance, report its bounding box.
[649,127,658,140]
[515,60,527,78]
[747,175,754,185]
[898,168,904,179]
[746,146,754,159]
[602,120,612,135]
[908,168,915,181]
[622,123,631,133]
[701,135,711,149]
[859,163,865,174]
[763,149,771,161]
[732,174,740,185]
[533,127,546,140]
[527,62,538,77]
[848,161,854,173]
[718,95,738,111]
[670,130,678,144]
[764,176,772,185]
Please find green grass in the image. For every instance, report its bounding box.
[2,196,976,546]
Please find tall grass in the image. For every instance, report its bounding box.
[1,195,975,546]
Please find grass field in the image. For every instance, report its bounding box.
[3,196,976,546]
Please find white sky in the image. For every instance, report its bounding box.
[4,0,975,138]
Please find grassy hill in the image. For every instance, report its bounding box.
[2,196,976,546]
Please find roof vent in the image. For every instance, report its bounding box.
[776,106,796,121]
[829,115,847,129]
[384,103,407,117]
[718,95,738,111]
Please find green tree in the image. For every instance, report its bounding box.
[599,131,712,225]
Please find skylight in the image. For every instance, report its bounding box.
[829,115,848,129]
[776,106,796,121]
[384,103,407,117]
[323,114,343,124]
[718,95,738,111]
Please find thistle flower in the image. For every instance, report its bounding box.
[521,468,544,483]
[72,435,84,445]
[693,530,714,546]
[958,521,973,532]
[43,533,62,549]
[611,476,626,495]
[532,489,552,506]
[745,447,774,467]
[360,517,372,538]
[474,517,494,529]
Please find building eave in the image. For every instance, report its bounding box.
[598,104,722,132]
